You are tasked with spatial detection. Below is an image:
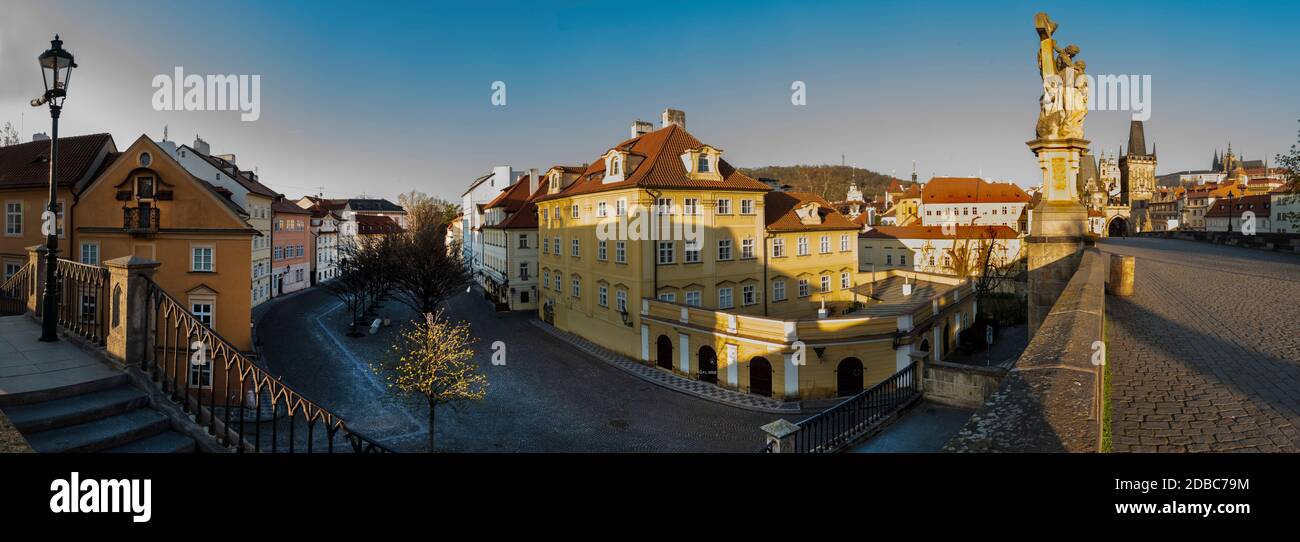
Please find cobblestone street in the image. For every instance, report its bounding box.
[1101,238,1300,452]
[255,288,788,452]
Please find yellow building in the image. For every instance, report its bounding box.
[75,135,257,352]
[535,115,971,399]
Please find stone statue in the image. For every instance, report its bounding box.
[1034,12,1088,140]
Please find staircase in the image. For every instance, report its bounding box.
[0,371,197,453]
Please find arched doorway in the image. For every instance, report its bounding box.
[749,357,772,397]
[918,339,931,362]
[656,335,673,370]
[697,346,718,384]
[837,358,863,397]
[1107,216,1128,237]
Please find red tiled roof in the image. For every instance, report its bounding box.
[764,191,858,232]
[185,145,279,198]
[862,225,1019,240]
[533,124,769,202]
[0,133,115,190]
[356,214,403,234]
[922,177,1030,204]
[484,177,535,212]
[272,199,312,215]
[495,183,549,229]
[1205,194,1271,218]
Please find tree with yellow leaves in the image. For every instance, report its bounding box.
[384,310,487,451]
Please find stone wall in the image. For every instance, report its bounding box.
[944,248,1106,452]
[923,361,1007,409]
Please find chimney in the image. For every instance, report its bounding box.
[661,108,685,129]
[631,119,654,138]
[193,135,210,155]
[528,168,539,195]
[216,153,237,165]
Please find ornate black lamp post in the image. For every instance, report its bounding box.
[32,35,76,342]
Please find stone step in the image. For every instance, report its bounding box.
[23,408,170,453]
[0,369,128,407]
[103,431,196,454]
[3,385,149,433]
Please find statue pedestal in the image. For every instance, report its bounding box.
[1026,138,1090,335]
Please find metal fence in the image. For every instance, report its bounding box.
[54,259,109,344]
[140,276,392,453]
[791,361,920,453]
[0,263,31,316]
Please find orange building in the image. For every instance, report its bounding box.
[271,200,312,297]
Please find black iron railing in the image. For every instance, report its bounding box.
[792,361,920,453]
[54,259,109,344]
[123,207,160,232]
[0,263,31,316]
[140,276,392,453]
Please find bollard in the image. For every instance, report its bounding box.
[1108,254,1135,297]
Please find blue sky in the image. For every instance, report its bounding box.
[2,0,1297,202]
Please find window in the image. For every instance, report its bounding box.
[553,237,560,254]
[543,237,549,253]
[4,262,21,280]
[542,209,549,225]
[658,292,676,302]
[718,287,734,309]
[820,275,831,293]
[4,202,21,236]
[80,243,99,266]
[136,176,156,199]
[616,290,627,313]
[598,240,608,261]
[656,197,674,214]
[615,241,626,263]
[742,285,756,306]
[772,238,785,257]
[717,239,732,261]
[188,347,212,388]
[615,199,626,217]
[798,279,810,298]
[571,238,580,257]
[518,234,529,249]
[571,204,579,219]
[840,235,850,252]
[740,199,754,215]
[295,269,304,282]
[191,302,213,326]
[899,254,907,266]
[717,198,731,214]
[54,200,65,237]
[543,271,549,290]
[597,201,607,217]
[571,277,580,298]
[684,242,701,263]
[797,237,809,256]
[772,280,786,301]
[685,290,701,307]
[192,246,214,272]
[820,235,830,253]
[598,286,608,307]
[886,254,893,266]
[657,241,674,264]
[741,238,755,259]
[683,198,699,215]
[610,157,621,175]
[697,155,710,173]
[841,272,851,290]
[519,262,529,280]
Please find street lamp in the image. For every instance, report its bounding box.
[32,35,76,342]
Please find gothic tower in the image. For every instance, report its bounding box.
[1119,120,1156,231]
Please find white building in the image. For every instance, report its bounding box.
[859,225,1024,276]
[918,177,1030,232]
[157,135,279,307]
[1272,190,1300,234]
[460,166,523,282]
[310,208,340,282]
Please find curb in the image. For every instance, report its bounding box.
[529,319,808,415]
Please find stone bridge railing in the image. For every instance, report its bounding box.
[944,247,1107,452]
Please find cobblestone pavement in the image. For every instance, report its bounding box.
[1100,238,1300,453]
[255,287,791,452]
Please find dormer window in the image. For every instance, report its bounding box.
[697,155,710,173]
[601,150,629,184]
[681,145,723,181]
[610,158,621,175]
[549,173,560,193]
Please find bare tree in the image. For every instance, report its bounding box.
[390,192,470,315]
[0,122,19,147]
[321,240,372,336]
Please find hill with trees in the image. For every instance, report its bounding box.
[738,165,907,202]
